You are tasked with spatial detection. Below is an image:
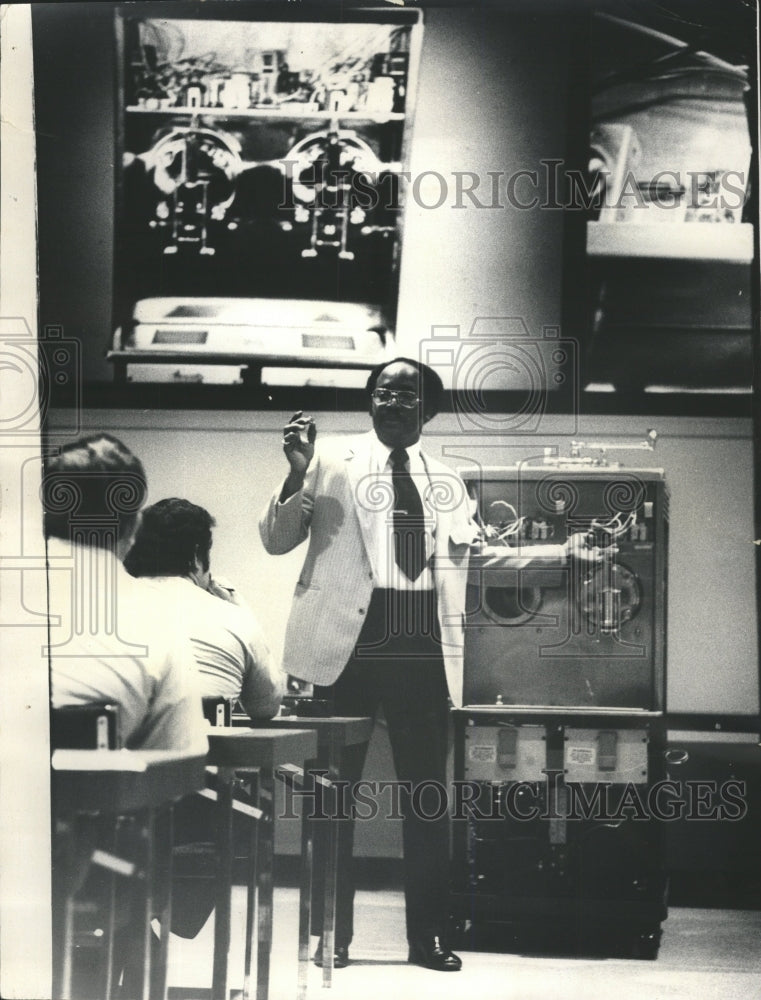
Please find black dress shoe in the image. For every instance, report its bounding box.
[313,937,350,969]
[408,935,462,971]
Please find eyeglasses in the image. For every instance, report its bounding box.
[371,388,420,408]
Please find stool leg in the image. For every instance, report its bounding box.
[321,760,340,989]
[104,820,121,1000]
[137,808,156,1000]
[296,769,314,1000]
[109,815,148,1000]
[60,894,76,1000]
[52,817,75,1000]
[255,771,275,1000]
[212,774,234,1000]
[151,805,174,1000]
[243,772,260,1000]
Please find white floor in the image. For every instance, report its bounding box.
[168,886,761,1000]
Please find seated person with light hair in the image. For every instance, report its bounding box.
[123,497,283,721]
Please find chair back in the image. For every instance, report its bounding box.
[202,696,236,728]
[51,702,120,749]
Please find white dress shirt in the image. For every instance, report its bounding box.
[365,435,435,591]
[136,576,284,719]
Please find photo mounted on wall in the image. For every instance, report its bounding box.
[581,11,754,398]
[112,8,422,386]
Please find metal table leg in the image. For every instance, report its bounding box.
[152,805,174,1000]
[242,773,261,1000]
[296,769,314,1000]
[321,766,339,990]
[103,819,121,1000]
[319,728,347,991]
[138,808,156,1000]
[254,770,275,1000]
[212,772,235,1000]
[59,878,76,1000]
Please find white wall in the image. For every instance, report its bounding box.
[395,8,570,358]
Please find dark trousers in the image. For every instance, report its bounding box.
[314,588,451,947]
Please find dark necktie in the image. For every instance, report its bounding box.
[390,447,426,580]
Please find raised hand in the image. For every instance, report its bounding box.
[281,410,316,500]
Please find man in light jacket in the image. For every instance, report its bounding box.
[260,357,473,972]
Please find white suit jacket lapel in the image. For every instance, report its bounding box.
[420,450,449,558]
[421,450,476,553]
[344,433,377,557]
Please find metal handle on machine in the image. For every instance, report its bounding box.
[663,748,689,766]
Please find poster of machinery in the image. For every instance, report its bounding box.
[113,12,421,377]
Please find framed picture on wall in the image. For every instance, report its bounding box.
[571,8,756,410]
[110,4,423,387]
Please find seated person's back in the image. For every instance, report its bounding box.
[44,435,207,753]
[124,497,283,720]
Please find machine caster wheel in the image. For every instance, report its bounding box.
[447,918,468,949]
[633,929,661,960]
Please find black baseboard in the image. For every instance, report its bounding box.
[668,870,761,910]
[232,854,404,889]
[233,857,761,911]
